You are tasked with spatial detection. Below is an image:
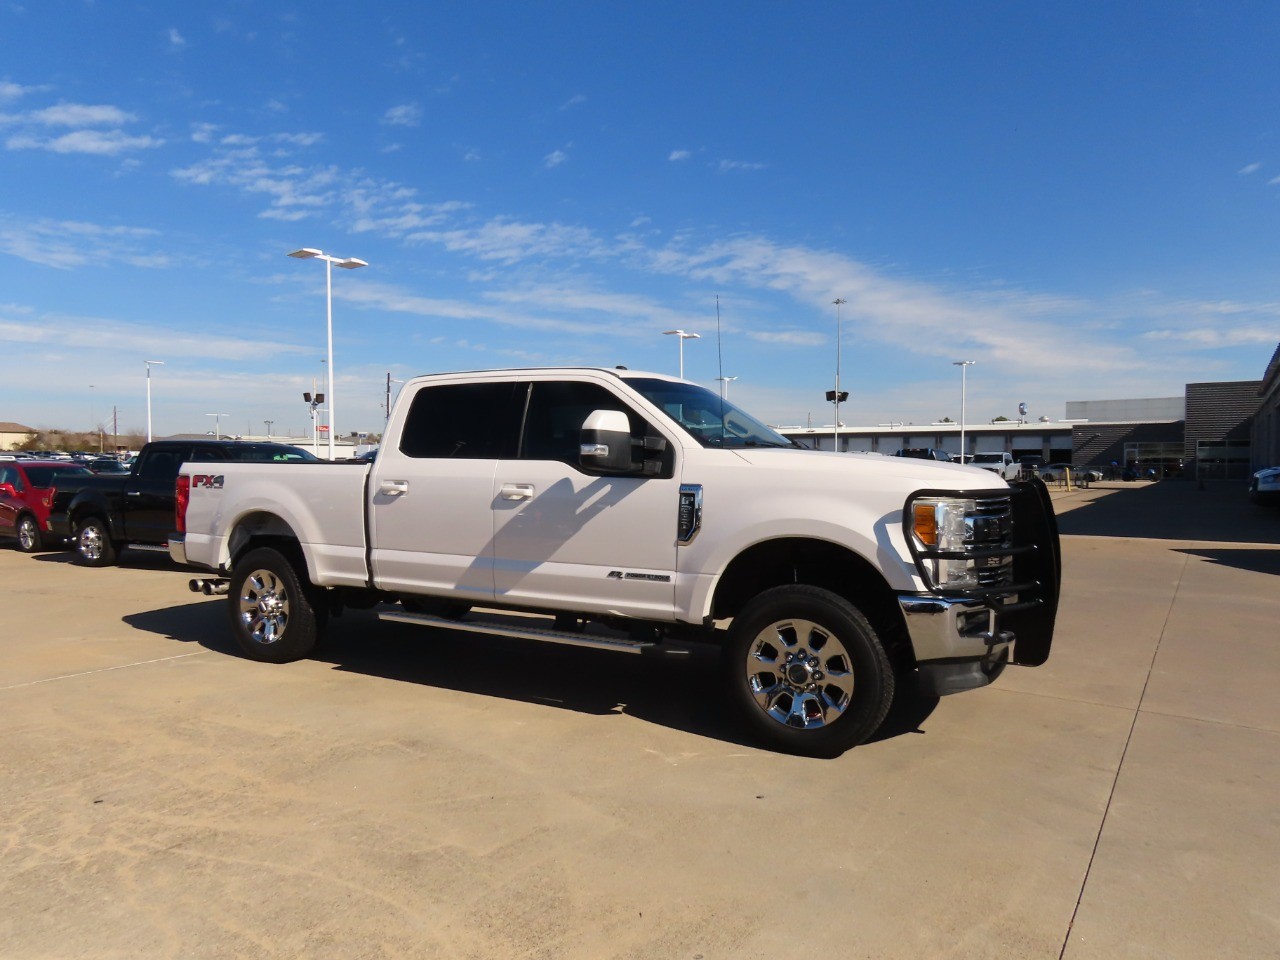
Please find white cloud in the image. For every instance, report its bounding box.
[406,217,607,264]
[168,28,185,48]
[0,81,46,103]
[746,329,827,346]
[718,159,766,172]
[559,94,587,110]
[1238,162,1262,175]
[7,129,163,155]
[0,215,166,269]
[27,103,137,126]
[543,148,568,168]
[382,103,422,127]
[191,122,218,143]
[668,149,691,161]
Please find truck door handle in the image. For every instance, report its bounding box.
[126,491,142,497]
[500,483,535,501]
[380,480,409,496]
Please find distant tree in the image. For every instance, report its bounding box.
[939,416,954,422]
[992,415,1011,422]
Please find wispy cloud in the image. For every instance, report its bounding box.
[669,149,691,161]
[0,81,48,103]
[559,94,587,110]
[718,159,766,172]
[382,103,421,127]
[1238,161,1262,175]
[543,148,568,168]
[0,98,161,155]
[8,129,163,155]
[167,28,185,49]
[0,215,166,269]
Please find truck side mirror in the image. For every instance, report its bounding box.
[0,483,15,497]
[579,410,635,474]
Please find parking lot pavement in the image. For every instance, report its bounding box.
[1,483,1277,959]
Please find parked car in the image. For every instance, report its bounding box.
[0,460,92,552]
[892,447,953,462]
[50,439,320,566]
[1250,466,1280,505]
[1040,463,1102,485]
[87,457,131,475]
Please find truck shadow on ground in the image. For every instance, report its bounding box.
[123,602,939,756]
[1175,547,1280,577]
[1056,481,1280,544]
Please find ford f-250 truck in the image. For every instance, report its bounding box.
[172,367,1060,756]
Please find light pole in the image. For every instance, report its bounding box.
[144,360,164,442]
[832,298,846,451]
[953,360,976,462]
[716,375,738,401]
[288,248,368,459]
[662,329,700,379]
[205,413,229,440]
[264,420,274,438]
[385,373,406,422]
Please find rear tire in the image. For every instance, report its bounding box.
[227,547,325,663]
[16,514,44,553]
[723,585,894,758]
[74,515,117,566]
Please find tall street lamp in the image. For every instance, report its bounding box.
[385,373,406,422]
[288,248,368,459]
[264,420,274,438]
[953,360,976,462]
[205,413,229,440]
[716,375,738,401]
[831,298,847,452]
[144,359,164,442]
[662,329,700,379]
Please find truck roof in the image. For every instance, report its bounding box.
[404,366,681,384]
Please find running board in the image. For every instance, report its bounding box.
[130,543,172,553]
[379,609,658,655]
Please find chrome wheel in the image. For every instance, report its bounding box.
[18,516,39,551]
[78,523,104,561]
[744,617,855,730]
[238,569,292,645]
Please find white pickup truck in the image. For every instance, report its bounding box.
[967,452,1021,481]
[172,367,1060,756]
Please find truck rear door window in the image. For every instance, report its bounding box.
[399,382,523,459]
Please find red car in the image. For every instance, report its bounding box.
[0,460,91,552]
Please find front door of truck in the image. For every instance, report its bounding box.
[490,377,681,621]
[368,378,524,603]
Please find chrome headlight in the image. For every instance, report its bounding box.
[908,495,978,590]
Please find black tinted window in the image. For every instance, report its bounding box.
[521,381,644,464]
[138,449,183,481]
[399,382,523,459]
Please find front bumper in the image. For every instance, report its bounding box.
[897,594,1013,695]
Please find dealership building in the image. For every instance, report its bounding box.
[777,344,1278,481]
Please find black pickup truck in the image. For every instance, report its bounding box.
[50,439,318,566]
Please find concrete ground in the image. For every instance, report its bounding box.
[2,482,1278,959]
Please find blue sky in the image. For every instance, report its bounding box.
[1,1,1277,441]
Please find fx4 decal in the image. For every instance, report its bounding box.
[192,474,224,490]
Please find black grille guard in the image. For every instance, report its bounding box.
[904,479,1061,666]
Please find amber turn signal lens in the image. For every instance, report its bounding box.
[913,503,938,545]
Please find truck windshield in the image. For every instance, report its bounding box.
[625,378,796,449]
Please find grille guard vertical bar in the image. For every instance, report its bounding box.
[1003,478,1060,666]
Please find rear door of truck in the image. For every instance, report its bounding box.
[367,377,524,603]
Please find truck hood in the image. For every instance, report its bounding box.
[729,447,1010,493]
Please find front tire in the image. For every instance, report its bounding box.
[227,547,325,663]
[723,585,894,758]
[74,515,117,566]
[16,514,44,553]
